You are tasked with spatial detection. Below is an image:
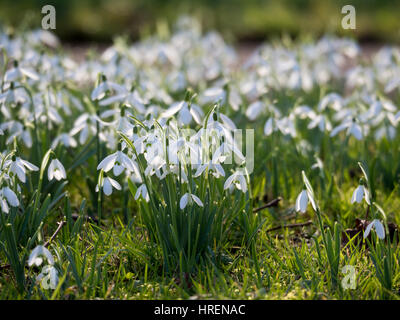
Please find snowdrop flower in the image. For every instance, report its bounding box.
[363,219,385,240]
[246,101,265,121]
[161,100,199,125]
[4,123,32,148]
[69,113,98,145]
[0,187,20,213]
[51,133,77,149]
[4,60,39,82]
[179,192,204,210]
[96,176,121,196]
[265,116,297,138]
[351,184,370,205]
[48,159,66,181]
[307,114,331,132]
[318,93,344,112]
[311,157,324,171]
[28,245,54,267]
[134,184,149,202]
[99,87,146,114]
[264,118,274,136]
[295,189,316,213]
[91,77,124,101]
[7,157,39,183]
[0,83,27,107]
[212,139,245,164]
[37,265,59,290]
[199,87,226,105]
[97,150,135,176]
[330,118,363,140]
[228,88,242,111]
[194,160,225,178]
[223,170,247,193]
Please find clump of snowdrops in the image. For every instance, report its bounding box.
[0,16,399,298]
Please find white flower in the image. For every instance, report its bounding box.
[51,133,77,149]
[91,80,124,101]
[134,184,149,202]
[194,161,225,178]
[264,118,274,136]
[212,140,245,164]
[307,114,331,132]
[4,63,39,82]
[295,189,316,213]
[179,193,204,210]
[97,151,135,176]
[200,87,226,105]
[330,119,363,140]
[37,265,59,290]
[99,88,146,114]
[363,219,385,240]
[246,101,265,121]
[70,113,97,145]
[48,159,66,181]
[5,124,32,148]
[28,245,54,267]
[96,176,121,196]
[0,187,20,213]
[351,185,370,205]
[8,157,39,183]
[224,171,247,193]
[161,101,195,125]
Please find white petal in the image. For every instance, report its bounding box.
[161,101,185,118]
[179,193,189,210]
[97,153,117,172]
[191,194,203,207]
[3,187,19,207]
[264,118,273,136]
[20,159,39,171]
[47,160,55,181]
[103,178,113,196]
[246,101,264,121]
[178,106,192,124]
[351,186,364,204]
[113,164,124,176]
[237,174,248,193]
[330,123,348,137]
[373,220,385,240]
[363,221,374,239]
[307,191,317,212]
[1,199,9,213]
[363,187,371,205]
[14,164,26,183]
[118,152,135,171]
[224,173,236,190]
[20,67,39,81]
[108,177,121,190]
[349,123,362,140]
[99,93,126,106]
[296,190,308,213]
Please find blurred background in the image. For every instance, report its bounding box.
[0,0,399,44]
